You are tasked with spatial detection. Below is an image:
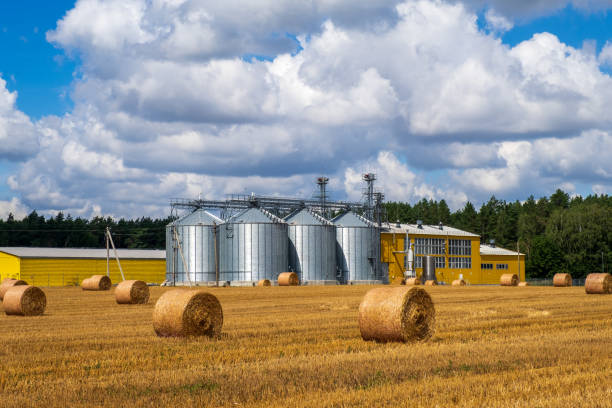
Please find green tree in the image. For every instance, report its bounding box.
[546,202,611,278]
[526,236,565,279]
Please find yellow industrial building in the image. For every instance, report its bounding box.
[0,247,166,286]
[381,223,525,285]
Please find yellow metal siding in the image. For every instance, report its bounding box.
[0,252,20,281]
[382,232,524,285]
[20,258,166,287]
[430,236,481,285]
[428,238,482,284]
[380,233,406,284]
[406,234,481,285]
[480,254,526,284]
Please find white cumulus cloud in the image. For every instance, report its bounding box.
[0,0,610,218]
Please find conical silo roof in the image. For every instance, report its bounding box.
[172,209,223,226]
[331,211,375,227]
[284,208,332,226]
[229,207,285,223]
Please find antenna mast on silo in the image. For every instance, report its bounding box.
[362,173,376,221]
[316,176,329,218]
[373,191,385,227]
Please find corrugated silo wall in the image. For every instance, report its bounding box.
[288,224,336,282]
[336,226,383,283]
[166,224,217,283]
[219,222,288,282]
[165,225,173,282]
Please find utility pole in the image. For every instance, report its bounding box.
[106,227,125,281]
[106,227,110,277]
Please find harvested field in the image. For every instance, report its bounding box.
[0,285,610,407]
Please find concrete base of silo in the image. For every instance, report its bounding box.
[347,280,384,285]
[303,280,338,286]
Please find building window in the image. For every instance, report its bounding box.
[481,263,493,270]
[449,239,471,255]
[415,256,445,269]
[449,257,471,269]
[414,238,445,255]
[496,264,508,270]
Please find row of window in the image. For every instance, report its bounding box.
[481,263,508,270]
[414,238,446,255]
[448,257,471,269]
[415,256,472,269]
[413,238,472,256]
[413,259,509,270]
[449,239,471,256]
[415,256,446,268]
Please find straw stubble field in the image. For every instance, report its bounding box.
[0,285,610,407]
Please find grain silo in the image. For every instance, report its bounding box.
[219,207,288,285]
[166,209,223,285]
[285,208,337,285]
[333,211,383,284]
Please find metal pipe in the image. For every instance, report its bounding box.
[214,223,219,287]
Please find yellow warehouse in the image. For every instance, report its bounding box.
[381,223,524,285]
[0,247,166,286]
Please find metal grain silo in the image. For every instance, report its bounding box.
[165,209,222,285]
[333,211,383,284]
[285,208,337,285]
[219,207,288,285]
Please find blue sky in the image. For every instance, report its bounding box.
[0,1,77,118]
[0,0,611,218]
[501,5,612,51]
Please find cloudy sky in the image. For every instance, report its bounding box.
[0,0,611,219]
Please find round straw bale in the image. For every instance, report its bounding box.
[585,273,612,294]
[500,274,518,286]
[153,289,223,337]
[359,286,435,343]
[553,273,572,287]
[518,282,529,287]
[3,285,46,316]
[404,278,420,286]
[81,275,111,291]
[278,272,299,286]
[0,279,27,300]
[424,280,437,286]
[256,279,271,287]
[115,280,149,304]
[451,279,466,286]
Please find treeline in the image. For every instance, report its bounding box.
[0,212,174,249]
[384,190,611,279]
